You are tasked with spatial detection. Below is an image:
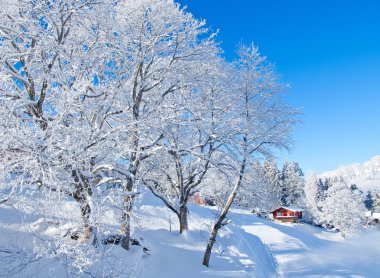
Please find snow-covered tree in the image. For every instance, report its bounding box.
[0,1,138,273]
[304,172,325,225]
[141,61,229,233]
[371,189,380,212]
[0,0,304,271]
[0,0,118,243]
[262,160,283,210]
[203,43,297,267]
[364,191,374,210]
[321,179,365,237]
[201,165,236,208]
[281,161,305,207]
[101,0,221,249]
[239,160,282,213]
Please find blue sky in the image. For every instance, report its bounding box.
[178,0,380,173]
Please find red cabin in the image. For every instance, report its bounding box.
[189,192,206,206]
[271,206,303,223]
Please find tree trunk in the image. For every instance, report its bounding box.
[203,155,246,267]
[202,189,236,267]
[81,200,92,243]
[121,175,134,250]
[73,193,92,243]
[121,90,140,249]
[72,170,93,243]
[121,194,132,250]
[203,222,219,267]
[179,205,189,233]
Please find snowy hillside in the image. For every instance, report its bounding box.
[320,155,380,191]
[1,191,379,278]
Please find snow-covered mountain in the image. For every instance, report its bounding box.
[320,155,380,191]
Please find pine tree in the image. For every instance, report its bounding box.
[322,178,331,192]
[281,161,305,207]
[372,190,380,212]
[317,178,326,201]
[364,191,374,210]
[264,160,282,206]
[305,172,324,225]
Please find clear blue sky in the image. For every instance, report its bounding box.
[178,0,380,174]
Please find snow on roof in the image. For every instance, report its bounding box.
[372,213,380,220]
[272,206,304,213]
[365,211,372,217]
[282,206,304,212]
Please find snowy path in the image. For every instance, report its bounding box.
[229,209,380,278]
[134,204,279,278]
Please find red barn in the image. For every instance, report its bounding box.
[271,206,303,223]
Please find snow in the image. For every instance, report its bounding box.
[273,206,304,212]
[321,155,380,191]
[1,192,380,277]
[237,214,380,277]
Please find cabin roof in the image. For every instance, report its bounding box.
[271,206,304,213]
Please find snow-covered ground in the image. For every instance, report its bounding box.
[232,209,380,277]
[1,192,379,277]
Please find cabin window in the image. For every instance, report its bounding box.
[277,212,283,216]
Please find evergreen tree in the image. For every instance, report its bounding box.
[364,191,374,211]
[372,189,380,212]
[317,178,326,201]
[322,178,331,192]
[305,172,324,225]
[243,160,282,213]
[262,160,283,211]
[281,161,305,207]
[350,184,359,191]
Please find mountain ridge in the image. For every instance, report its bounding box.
[320,155,380,191]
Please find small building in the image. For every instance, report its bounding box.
[271,206,304,223]
[365,211,380,225]
[189,192,206,206]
